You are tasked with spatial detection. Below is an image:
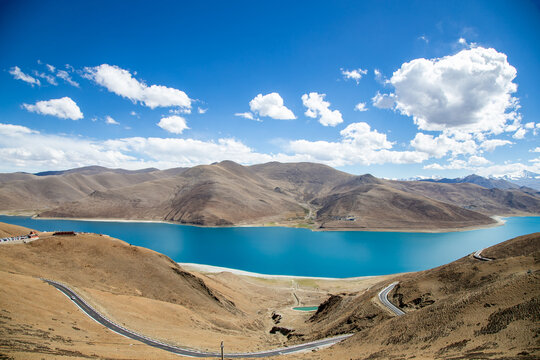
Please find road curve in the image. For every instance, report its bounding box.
[378,282,405,316]
[43,279,352,358]
[473,249,493,261]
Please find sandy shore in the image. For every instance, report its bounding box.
[23,214,511,233]
[179,262,375,281]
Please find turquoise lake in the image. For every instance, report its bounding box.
[0,215,538,278]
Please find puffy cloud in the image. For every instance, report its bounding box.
[341,68,367,84]
[84,64,191,110]
[157,115,189,134]
[410,132,477,158]
[388,47,519,134]
[532,147,540,153]
[23,97,83,120]
[0,121,430,172]
[340,122,393,150]
[249,92,296,120]
[354,102,368,112]
[0,123,38,136]
[105,116,119,125]
[197,107,207,114]
[9,66,40,86]
[287,122,426,167]
[302,92,343,127]
[372,92,396,109]
[57,70,80,87]
[480,139,512,152]
[468,155,492,166]
[0,122,285,172]
[424,155,491,170]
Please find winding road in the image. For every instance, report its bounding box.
[377,282,405,316]
[473,249,493,261]
[43,279,352,358]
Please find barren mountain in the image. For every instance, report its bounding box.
[1,161,539,230]
[313,175,495,230]
[40,161,305,226]
[389,180,540,216]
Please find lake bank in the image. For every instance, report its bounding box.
[1,215,538,278]
[9,211,514,234]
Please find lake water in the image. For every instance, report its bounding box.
[0,215,538,278]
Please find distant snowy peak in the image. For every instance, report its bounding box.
[497,171,540,191]
[498,170,540,181]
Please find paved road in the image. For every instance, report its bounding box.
[377,282,405,316]
[43,279,352,358]
[473,249,493,261]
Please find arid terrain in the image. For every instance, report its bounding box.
[1,161,539,231]
[0,222,538,359]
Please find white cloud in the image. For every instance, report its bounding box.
[424,155,491,170]
[84,64,191,110]
[480,139,512,152]
[169,108,191,114]
[286,122,426,167]
[340,122,393,150]
[198,107,207,114]
[341,68,367,84]
[57,70,80,87]
[532,147,540,153]
[130,111,138,117]
[33,71,57,85]
[157,115,189,134]
[23,97,83,120]
[372,92,396,109]
[105,116,119,125]
[0,121,431,173]
[512,127,527,139]
[524,122,535,129]
[410,132,477,158]
[301,92,343,127]
[249,92,296,120]
[458,37,467,45]
[46,64,56,72]
[235,112,256,120]
[388,47,519,134]
[468,155,492,166]
[373,69,384,83]
[354,102,368,112]
[9,66,40,86]
[0,123,38,136]
[418,35,429,43]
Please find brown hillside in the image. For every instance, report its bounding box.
[389,180,540,216]
[291,233,540,360]
[314,181,495,230]
[1,161,539,230]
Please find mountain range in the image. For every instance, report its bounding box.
[410,171,540,191]
[0,161,539,231]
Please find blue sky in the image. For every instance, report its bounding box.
[1,0,539,178]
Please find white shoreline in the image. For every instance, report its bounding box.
[178,262,374,281]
